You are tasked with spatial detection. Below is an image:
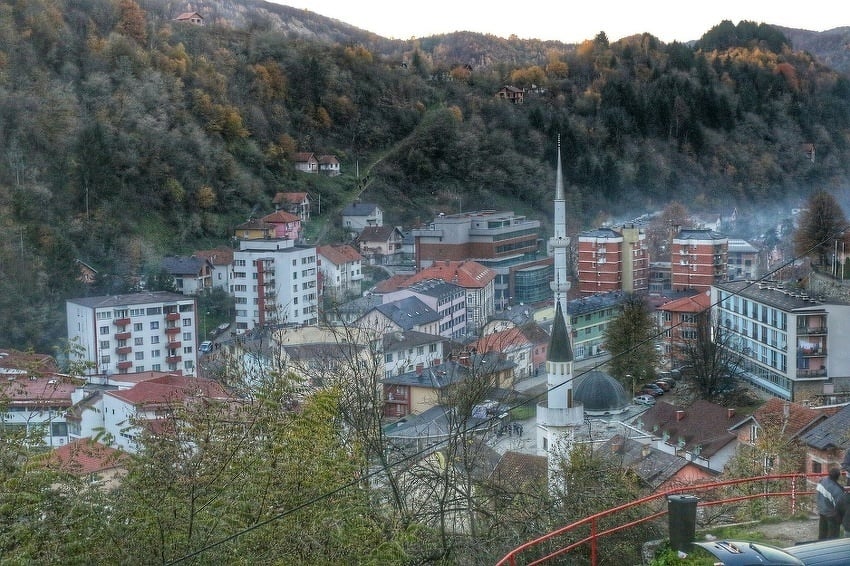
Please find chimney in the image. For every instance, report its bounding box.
[641,444,651,458]
[727,408,736,419]
[416,363,424,376]
[676,410,686,421]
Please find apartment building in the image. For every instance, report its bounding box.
[576,225,649,296]
[672,228,728,292]
[727,239,760,281]
[712,280,850,402]
[568,291,627,361]
[317,244,364,302]
[66,292,199,376]
[657,291,711,365]
[412,210,551,307]
[231,239,318,331]
[383,279,467,339]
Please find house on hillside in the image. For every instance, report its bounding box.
[293,152,319,173]
[317,244,364,301]
[318,154,340,176]
[45,438,128,489]
[272,192,311,222]
[599,435,714,491]
[635,400,740,472]
[496,85,525,104]
[161,256,213,295]
[234,218,275,240]
[728,397,827,473]
[174,11,203,25]
[192,247,234,292]
[357,225,403,265]
[261,210,302,241]
[797,403,850,480]
[342,202,383,234]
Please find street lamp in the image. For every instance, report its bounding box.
[627,373,634,396]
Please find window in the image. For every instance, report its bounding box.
[147,307,162,315]
[101,355,111,364]
[100,326,109,335]
[99,340,110,350]
[184,361,194,370]
[151,336,159,344]
[152,350,161,358]
[183,332,192,341]
[135,352,144,360]
[150,321,159,330]
[152,364,161,371]
[385,353,393,363]
[182,318,192,327]
[134,337,144,346]
[134,323,143,331]
[183,346,193,354]
[812,461,823,474]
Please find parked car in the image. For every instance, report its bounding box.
[640,386,663,397]
[653,380,671,391]
[199,340,214,353]
[633,394,656,406]
[641,383,664,396]
[692,537,850,566]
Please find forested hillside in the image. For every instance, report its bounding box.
[1,0,850,351]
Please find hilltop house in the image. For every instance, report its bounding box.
[357,225,403,264]
[261,210,302,241]
[496,85,525,104]
[272,192,311,222]
[192,247,234,292]
[342,202,383,234]
[174,11,203,24]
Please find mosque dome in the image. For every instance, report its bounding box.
[573,370,630,415]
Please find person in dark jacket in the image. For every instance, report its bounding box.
[817,468,845,539]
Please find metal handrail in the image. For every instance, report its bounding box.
[497,473,819,566]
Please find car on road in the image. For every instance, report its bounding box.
[633,394,656,406]
[641,383,664,396]
[692,537,850,565]
[653,380,671,391]
[199,340,214,353]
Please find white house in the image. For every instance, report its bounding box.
[342,202,383,234]
[317,244,364,302]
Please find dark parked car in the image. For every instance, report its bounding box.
[653,380,671,391]
[692,537,850,566]
[641,383,664,396]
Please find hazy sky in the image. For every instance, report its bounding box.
[268,1,846,44]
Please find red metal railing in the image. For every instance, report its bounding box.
[497,473,819,566]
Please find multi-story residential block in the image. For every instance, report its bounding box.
[231,239,318,331]
[727,238,760,281]
[712,280,850,401]
[317,244,364,302]
[66,292,199,376]
[383,279,467,339]
[576,225,649,296]
[402,260,496,332]
[657,291,711,365]
[412,210,552,308]
[567,291,627,361]
[649,262,672,294]
[672,228,728,292]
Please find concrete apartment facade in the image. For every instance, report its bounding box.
[232,239,318,331]
[412,210,551,308]
[576,225,649,296]
[672,228,728,292]
[712,280,850,402]
[66,292,199,376]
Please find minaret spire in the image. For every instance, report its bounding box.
[549,135,570,319]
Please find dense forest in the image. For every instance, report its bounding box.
[1,0,850,352]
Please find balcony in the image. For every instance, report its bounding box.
[165,326,180,335]
[114,331,131,340]
[798,326,828,336]
[113,317,131,327]
[166,355,182,364]
[117,361,133,370]
[115,346,132,355]
[165,312,180,321]
[797,346,826,357]
[167,341,181,350]
[797,368,827,378]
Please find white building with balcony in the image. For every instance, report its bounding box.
[232,239,318,331]
[66,292,199,376]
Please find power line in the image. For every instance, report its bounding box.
[168,224,845,563]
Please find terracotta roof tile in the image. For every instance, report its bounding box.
[262,210,301,224]
[403,260,496,289]
[317,244,363,265]
[46,438,127,475]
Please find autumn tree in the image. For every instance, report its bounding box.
[793,190,849,268]
[604,293,659,390]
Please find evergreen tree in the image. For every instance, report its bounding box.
[603,294,659,391]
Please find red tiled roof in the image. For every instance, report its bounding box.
[403,260,496,289]
[472,326,531,353]
[358,226,397,241]
[2,374,81,408]
[317,244,362,265]
[193,247,234,266]
[659,291,711,313]
[273,192,309,204]
[751,397,825,437]
[262,210,301,224]
[491,450,547,485]
[373,274,410,294]
[106,375,230,408]
[317,155,339,164]
[640,399,738,458]
[46,438,126,475]
[293,152,316,162]
[0,349,58,372]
